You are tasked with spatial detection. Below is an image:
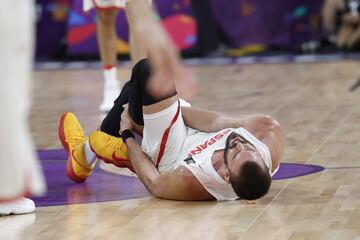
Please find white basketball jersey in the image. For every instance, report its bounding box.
[178,127,273,201]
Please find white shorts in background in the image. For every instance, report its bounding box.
[83,0,151,12]
[83,0,126,12]
[141,99,191,173]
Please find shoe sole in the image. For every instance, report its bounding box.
[0,209,35,215]
[59,112,87,183]
[90,146,135,173]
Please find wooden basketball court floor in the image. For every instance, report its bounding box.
[1,58,360,239]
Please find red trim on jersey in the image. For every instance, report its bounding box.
[155,99,181,168]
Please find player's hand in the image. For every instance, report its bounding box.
[120,104,133,132]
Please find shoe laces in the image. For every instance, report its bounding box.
[65,128,86,147]
[104,136,126,152]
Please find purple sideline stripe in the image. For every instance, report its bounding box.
[32,161,150,207]
[37,149,68,161]
[33,149,325,207]
[272,163,324,180]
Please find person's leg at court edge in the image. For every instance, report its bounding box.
[0,0,46,216]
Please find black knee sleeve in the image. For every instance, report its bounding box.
[130,58,177,104]
[131,59,159,106]
[100,82,130,137]
[127,59,176,125]
[100,58,177,136]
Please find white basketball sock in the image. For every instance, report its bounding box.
[100,66,121,112]
[103,66,118,86]
[84,140,96,166]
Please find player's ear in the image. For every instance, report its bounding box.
[219,168,230,183]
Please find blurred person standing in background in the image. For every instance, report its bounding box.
[0,0,46,215]
[83,0,150,112]
[322,0,360,49]
[190,0,223,57]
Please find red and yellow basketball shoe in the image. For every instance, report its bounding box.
[58,112,97,183]
[89,131,134,172]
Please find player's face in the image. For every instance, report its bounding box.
[224,132,263,173]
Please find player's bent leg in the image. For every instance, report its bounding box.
[58,112,97,183]
[99,59,156,138]
[94,59,179,173]
[100,58,159,136]
[142,99,188,172]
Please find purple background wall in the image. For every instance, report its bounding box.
[35,0,71,59]
[210,0,324,48]
[66,0,196,56]
[35,0,324,59]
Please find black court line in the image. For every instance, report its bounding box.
[349,78,360,92]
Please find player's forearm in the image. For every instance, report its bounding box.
[124,138,160,194]
[182,107,245,132]
[211,114,245,131]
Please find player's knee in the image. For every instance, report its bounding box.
[132,58,152,93]
[130,58,176,106]
[133,58,151,85]
[132,59,158,105]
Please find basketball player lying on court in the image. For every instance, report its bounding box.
[59,0,284,201]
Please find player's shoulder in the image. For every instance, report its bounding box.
[174,165,215,200]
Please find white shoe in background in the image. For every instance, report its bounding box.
[0,197,35,216]
[100,66,121,112]
[99,80,121,112]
